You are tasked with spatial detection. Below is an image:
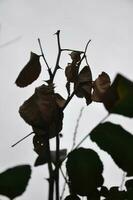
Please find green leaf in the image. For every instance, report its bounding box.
[0,165,31,199]
[66,148,104,196]
[15,52,41,87]
[103,74,133,117]
[90,122,133,176]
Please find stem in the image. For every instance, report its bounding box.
[55,134,60,200]
[74,113,110,149]
[61,49,84,53]
[62,91,75,110]
[11,132,34,147]
[51,30,61,82]
[45,134,54,200]
[38,38,52,79]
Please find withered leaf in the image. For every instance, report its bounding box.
[69,51,81,63]
[74,65,92,105]
[15,52,41,87]
[91,72,111,102]
[65,62,79,83]
[19,84,64,139]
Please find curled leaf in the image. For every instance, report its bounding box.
[15,52,41,87]
[74,65,92,105]
[91,72,111,102]
[19,84,64,139]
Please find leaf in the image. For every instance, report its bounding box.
[108,187,126,200]
[34,149,67,167]
[74,66,92,105]
[90,122,133,176]
[102,74,133,117]
[19,84,64,139]
[15,52,41,87]
[69,51,81,63]
[91,72,111,102]
[66,148,104,196]
[55,93,66,108]
[64,194,81,200]
[65,62,79,83]
[0,165,31,199]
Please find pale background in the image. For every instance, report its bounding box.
[0,0,133,199]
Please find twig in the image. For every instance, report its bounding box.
[55,134,60,200]
[119,172,127,191]
[51,30,62,82]
[11,132,34,147]
[62,91,75,110]
[71,107,84,150]
[38,38,52,79]
[61,49,84,53]
[74,113,110,149]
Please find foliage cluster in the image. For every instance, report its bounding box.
[0,31,133,200]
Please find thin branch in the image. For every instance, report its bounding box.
[55,134,60,200]
[38,38,52,78]
[62,91,75,110]
[51,30,61,82]
[119,172,127,191]
[71,107,84,150]
[74,113,110,149]
[61,49,84,53]
[11,132,34,147]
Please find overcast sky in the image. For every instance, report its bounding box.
[0,0,133,199]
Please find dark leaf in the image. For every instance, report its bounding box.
[69,51,81,63]
[125,179,133,190]
[0,165,31,199]
[108,187,126,200]
[34,147,67,167]
[100,186,109,198]
[65,62,79,83]
[103,74,133,117]
[19,84,64,139]
[91,72,111,102]
[15,52,41,87]
[74,66,92,105]
[66,148,104,196]
[90,122,133,176]
[66,82,71,96]
[64,194,81,200]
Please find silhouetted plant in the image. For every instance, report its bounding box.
[1,30,133,200]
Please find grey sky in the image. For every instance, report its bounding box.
[0,0,133,199]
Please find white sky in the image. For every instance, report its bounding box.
[0,0,133,199]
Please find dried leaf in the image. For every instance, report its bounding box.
[15,52,41,87]
[69,51,81,63]
[65,62,79,83]
[19,84,64,139]
[74,65,92,105]
[91,72,111,102]
[55,93,66,108]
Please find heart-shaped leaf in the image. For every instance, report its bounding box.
[15,52,41,87]
[90,122,133,176]
[66,148,103,196]
[0,165,31,199]
[103,74,133,117]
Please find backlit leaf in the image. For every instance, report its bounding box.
[90,122,133,176]
[66,148,104,196]
[103,74,133,117]
[15,52,41,87]
[0,165,31,199]
[74,66,92,105]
